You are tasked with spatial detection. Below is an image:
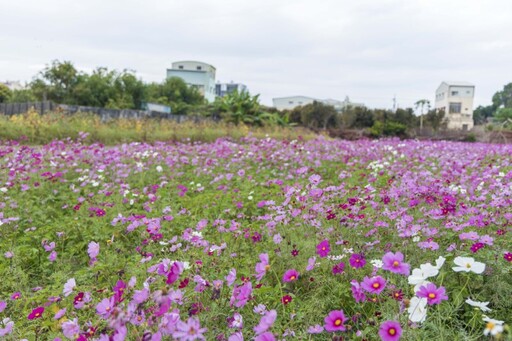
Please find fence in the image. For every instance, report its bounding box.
[0,101,209,123]
[0,101,56,116]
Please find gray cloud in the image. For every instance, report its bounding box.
[1,0,512,108]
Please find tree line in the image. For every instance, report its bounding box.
[1,60,512,133]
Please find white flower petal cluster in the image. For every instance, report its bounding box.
[483,316,504,336]
[408,256,445,292]
[408,297,428,323]
[452,256,485,274]
[465,298,491,312]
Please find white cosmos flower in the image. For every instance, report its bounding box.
[483,316,504,336]
[408,296,428,323]
[452,257,486,274]
[370,259,383,268]
[465,298,492,312]
[408,263,439,291]
[63,278,76,297]
[156,166,163,173]
[434,256,446,269]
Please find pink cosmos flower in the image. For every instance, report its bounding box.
[324,310,347,332]
[282,269,299,282]
[332,262,345,274]
[96,297,115,319]
[173,317,207,340]
[349,253,366,269]
[54,308,67,320]
[62,318,80,339]
[255,332,276,341]
[316,240,330,258]
[350,280,366,302]
[416,283,448,305]
[43,241,56,252]
[361,276,387,294]
[230,282,252,308]
[63,278,76,297]
[382,252,410,275]
[48,251,57,262]
[306,257,316,271]
[11,292,21,300]
[0,301,6,313]
[255,253,270,281]
[28,306,44,320]
[379,320,402,341]
[166,262,184,285]
[228,332,243,341]
[254,309,277,335]
[0,318,14,337]
[88,241,100,260]
[225,268,237,286]
[505,252,512,262]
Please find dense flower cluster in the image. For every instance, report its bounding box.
[0,137,510,339]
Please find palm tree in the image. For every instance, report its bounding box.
[415,99,431,132]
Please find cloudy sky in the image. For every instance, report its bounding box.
[1,0,512,109]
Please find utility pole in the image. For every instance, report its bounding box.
[392,95,396,111]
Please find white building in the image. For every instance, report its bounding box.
[1,81,24,91]
[272,95,364,112]
[215,82,248,98]
[166,61,216,102]
[435,81,475,130]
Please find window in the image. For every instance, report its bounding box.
[197,66,202,70]
[289,101,294,104]
[451,91,459,96]
[178,65,184,69]
[449,102,461,113]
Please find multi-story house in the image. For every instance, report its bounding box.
[215,82,248,98]
[435,81,475,130]
[166,61,216,102]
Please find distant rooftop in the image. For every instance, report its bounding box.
[443,81,475,87]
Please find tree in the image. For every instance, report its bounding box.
[424,108,446,132]
[415,99,430,131]
[494,107,512,123]
[473,105,495,125]
[145,77,204,115]
[0,83,12,103]
[31,60,82,103]
[299,101,339,129]
[492,83,512,109]
[215,90,263,125]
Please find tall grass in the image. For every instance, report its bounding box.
[0,109,320,144]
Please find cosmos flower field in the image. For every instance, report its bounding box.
[0,135,511,340]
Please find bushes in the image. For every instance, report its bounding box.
[369,121,407,138]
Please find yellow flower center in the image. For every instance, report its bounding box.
[486,322,495,331]
[372,282,380,289]
[466,263,471,268]
[334,319,342,326]
[264,265,270,271]
[428,293,436,299]
[290,275,296,280]
[389,328,396,336]
[35,312,40,317]
[393,261,399,267]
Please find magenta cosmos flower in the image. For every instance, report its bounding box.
[324,310,347,332]
[349,253,366,269]
[282,269,299,282]
[28,306,44,320]
[316,240,330,258]
[379,320,402,341]
[382,252,410,276]
[416,283,448,305]
[361,276,387,294]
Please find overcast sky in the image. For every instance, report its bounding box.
[1,0,512,109]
